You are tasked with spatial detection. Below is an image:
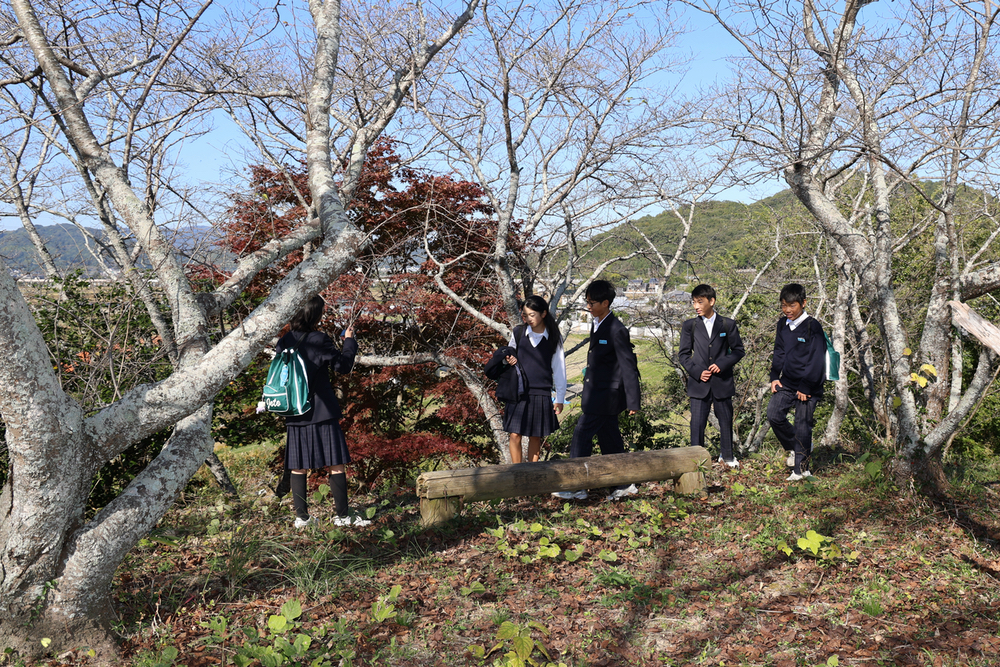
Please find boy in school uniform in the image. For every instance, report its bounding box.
[552,280,642,501]
[767,283,827,481]
[678,284,745,467]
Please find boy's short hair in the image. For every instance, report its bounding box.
[586,280,616,305]
[691,284,716,301]
[779,283,807,305]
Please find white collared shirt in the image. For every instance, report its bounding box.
[702,312,717,337]
[592,314,608,332]
[787,311,810,331]
[508,327,568,404]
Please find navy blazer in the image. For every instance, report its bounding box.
[678,315,745,399]
[580,313,641,416]
[769,316,826,397]
[276,330,357,424]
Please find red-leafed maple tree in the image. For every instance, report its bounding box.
[218,139,521,483]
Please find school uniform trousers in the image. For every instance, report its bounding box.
[767,316,826,472]
[570,313,641,458]
[678,315,745,461]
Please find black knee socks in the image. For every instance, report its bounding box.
[291,472,309,519]
[328,472,348,517]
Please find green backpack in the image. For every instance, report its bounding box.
[262,333,312,416]
[824,331,841,382]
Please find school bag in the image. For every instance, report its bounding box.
[824,331,841,382]
[483,326,529,403]
[790,317,842,382]
[262,332,312,416]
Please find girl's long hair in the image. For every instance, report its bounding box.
[522,295,562,346]
[290,295,326,332]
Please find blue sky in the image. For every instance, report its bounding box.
[1,2,773,232]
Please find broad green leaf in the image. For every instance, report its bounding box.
[598,549,618,562]
[512,635,534,661]
[527,620,550,635]
[497,620,519,640]
[280,599,303,621]
[892,397,902,408]
[267,614,288,633]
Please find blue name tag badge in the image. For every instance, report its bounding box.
[798,337,806,343]
[719,332,726,337]
[599,339,608,344]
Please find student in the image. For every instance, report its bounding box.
[678,284,745,467]
[767,283,827,481]
[500,295,567,463]
[276,295,371,527]
[553,280,641,501]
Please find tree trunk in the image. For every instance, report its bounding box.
[453,366,511,463]
[822,261,850,449]
[204,451,239,497]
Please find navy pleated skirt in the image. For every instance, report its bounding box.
[503,394,559,438]
[285,419,351,469]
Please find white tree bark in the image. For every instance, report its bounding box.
[1,0,479,656]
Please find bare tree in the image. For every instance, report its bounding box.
[0,0,477,656]
[396,0,723,461]
[695,0,1000,484]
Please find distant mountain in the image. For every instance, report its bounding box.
[0,224,110,277]
[0,224,234,278]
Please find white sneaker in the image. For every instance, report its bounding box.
[333,515,372,527]
[719,457,740,469]
[551,490,588,500]
[606,484,638,500]
[293,516,316,529]
[786,452,796,467]
[786,471,812,482]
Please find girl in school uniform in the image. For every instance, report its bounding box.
[503,295,567,463]
[276,295,370,528]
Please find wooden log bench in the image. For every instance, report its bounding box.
[416,446,710,526]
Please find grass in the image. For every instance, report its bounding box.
[95,442,1000,666]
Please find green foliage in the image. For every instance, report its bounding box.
[777,530,858,564]
[467,621,567,667]
[193,599,363,667]
[370,585,402,623]
[12,273,173,511]
[856,452,894,495]
[460,580,487,597]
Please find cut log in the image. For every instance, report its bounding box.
[416,447,709,526]
[948,301,1000,355]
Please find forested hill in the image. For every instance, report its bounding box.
[0,224,107,277]
[576,189,809,282]
[0,223,230,277]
